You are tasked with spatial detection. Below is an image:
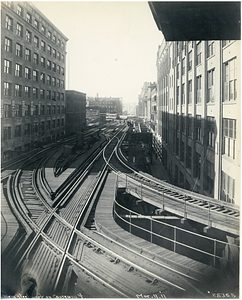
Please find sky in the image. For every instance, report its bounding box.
[33,1,164,109]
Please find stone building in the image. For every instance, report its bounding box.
[1,1,68,160]
[156,39,240,205]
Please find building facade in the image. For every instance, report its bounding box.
[156,40,240,205]
[87,96,123,116]
[65,90,86,135]
[1,1,68,160]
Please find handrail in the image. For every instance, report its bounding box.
[113,198,239,268]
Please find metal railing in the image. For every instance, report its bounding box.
[113,198,239,268]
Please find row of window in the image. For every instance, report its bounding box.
[5,15,65,62]
[3,60,65,87]
[161,58,237,107]
[4,3,65,49]
[4,36,65,67]
[3,119,65,140]
[3,82,64,101]
[3,103,65,118]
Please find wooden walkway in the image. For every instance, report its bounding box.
[94,172,218,278]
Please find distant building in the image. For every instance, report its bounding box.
[65,90,86,135]
[155,39,240,205]
[87,96,123,116]
[1,1,68,160]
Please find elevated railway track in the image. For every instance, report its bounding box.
[1,123,239,297]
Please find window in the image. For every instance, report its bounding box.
[47,75,51,85]
[61,42,64,50]
[61,80,64,88]
[57,38,61,47]
[61,93,64,101]
[24,124,30,135]
[3,127,11,140]
[5,2,13,8]
[224,58,237,102]
[33,87,38,99]
[47,45,51,55]
[16,23,23,37]
[25,67,31,79]
[57,52,60,60]
[57,119,60,127]
[52,91,56,101]
[47,60,51,70]
[15,43,22,57]
[222,40,232,47]
[57,79,60,87]
[33,70,38,81]
[4,104,12,118]
[181,84,185,105]
[223,118,236,159]
[188,51,192,71]
[5,15,13,31]
[15,64,22,77]
[34,19,39,29]
[207,69,215,102]
[25,105,31,116]
[195,115,201,142]
[206,160,214,195]
[47,90,51,100]
[48,31,51,39]
[207,116,215,148]
[40,72,45,83]
[52,62,56,72]
[15,84,22,97]
[40,105,45,115]
[41,25,46,34]
[53,35,56,43]
[195,152,201,179]
[196,75,202,103]
[57,92,60,100]
[176,86,179,105]
[181,114,185,133]
[207,41,214,57]
[47,120,51,129]
[25,48,31,61]
[181,58,185,75]
[61,105,65,112]
[4,82,11,96]
[17,4,23,17]
[188,80,192,104]
[33,53,39,64]
[177,64,179,79]
[40,89,45,99]
[26,12,32,24]
[57,65,60,74]
[41,40,46,51]
[52,77,56,86]
[53,48,56,58]
[186,146,192,170]
[41,56,45,67]
[52,120,56,128]
[25,86,31,98]
[61,54,64,62]
[4,59,11,74]
[4,37,12,52]
[196,41,202,65]
[15,104,22,117]
[221,172,235,204]
[34,36,39,47]
[61,67,64,75]
[26,30,31,43]
[61,118,64,126]
[187,114,192,137]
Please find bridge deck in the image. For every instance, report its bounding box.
[117,177,239,236]
[95,172,219,278]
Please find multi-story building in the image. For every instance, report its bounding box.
[87,96,123,116]
[1,1,68,161]
[156,39,240,205]
[65,90,86,135]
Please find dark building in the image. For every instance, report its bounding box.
[65,90,86,135]
[1,1,68,160]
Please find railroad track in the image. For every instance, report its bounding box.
[2,123,238,297]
